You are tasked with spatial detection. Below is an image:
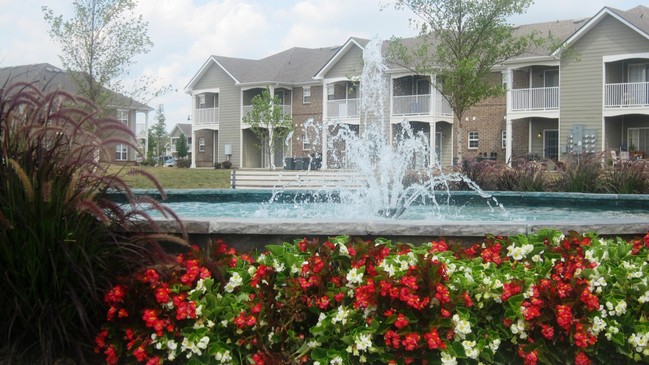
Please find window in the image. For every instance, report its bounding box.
[544,69,559,87]
[198,137,206,152]
[198,94,206,109]
[302,133,311,151]
[303,87,311,104]
[501,130,507,149]
[117,110,128,125]
[115,144,128,161]
[326,84,335,100]
[628,128,649,154]
[468,131,479,149]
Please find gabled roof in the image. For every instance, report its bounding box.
[185,46,338,91]
[553,5,649,56]
[172,123,192,137]
[313,37,369,79]
[0,63,152,111]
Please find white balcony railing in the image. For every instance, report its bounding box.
[393,94,431,115]
[327,98,360,118]
[436,93,452,116]
[194,107,219,125]
[605,82,649,108]
[511,87,559,111]
[242,104,292,117]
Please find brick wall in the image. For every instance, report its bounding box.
[194,129,216,168]
[291,85,324,158]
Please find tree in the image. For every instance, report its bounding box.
[146,128,156,161]
[176,133,189,160]
[151,105,168,165]
[42,0,155,111]
[242,88,293,170]
[390,0,544,164]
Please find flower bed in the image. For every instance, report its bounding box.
[96,230,649,364]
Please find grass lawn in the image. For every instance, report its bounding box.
[108,165,232,189]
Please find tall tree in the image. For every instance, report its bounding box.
[390,0,543,164]
[242,88,293,170]
[42,0,154,110]
[176,133,189,160]
[151,105,168,165]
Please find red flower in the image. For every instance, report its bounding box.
[104,285,126,305]
[394,313,409,329]
[575,351,592,365]
[435,283,451,304]
[400,275,418,290]
[555,304,572,331]
[429,240,448,253]
[133,343,147,362]
[384,330,400,348]
[401,333,420,351]
[143,269,160,285]
[518,347,538,365]
[423,328,446,350]
[462,291,474,307]
[522,305,540,321]
[501,282,522,302]
[334,292,345,303]
[580,288,599,311]
[104,344,119,365]
[155,285,171,304]
[541,324,554,340]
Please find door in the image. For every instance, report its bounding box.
[628,64,649,105]
[544,130,558,160]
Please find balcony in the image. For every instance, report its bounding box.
[327,98,359,119]
[194,107,219,126]
[511,87,559,111]
[242,104,292,118]
[391,93,452,117]
[605,82,649,108]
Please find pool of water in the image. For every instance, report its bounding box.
[117,189,649,224]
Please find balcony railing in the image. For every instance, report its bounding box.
[511,87,559,111]
[605,82,649,108]
[327,98,359,118]
[393,94,431,115]
[436,94,452,116]
[242,104,292,117]
[194,107,219,125]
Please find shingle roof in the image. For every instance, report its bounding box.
[0,63,152,111]
[213,46,339,85]
[175,123,192,137]
[608,5,649,37]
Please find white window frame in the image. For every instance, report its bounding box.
[117,110,128,125]
[326,84,335,100]
[198,137,206,152]
[303,87,311,104]
[628,127,649,153]
[115,144,128,161]
[198,94,206,109]
[501,130,506,149]
[468,131,479,149]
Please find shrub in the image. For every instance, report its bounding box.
[0,83,182,364]
[176,159,191,168]
[97,231,649,364]
[497,158,547,192]
[555,154,604,193]
[214,162,222,169]
[221,160,232,169]
[601,160,649,194]
[458,158,499,190]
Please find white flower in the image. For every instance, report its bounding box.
[441,351,458,365]
[453,314,472,339]
[355,333,373,352]
[307,339,321,349]
[462,340,479,359]
[489,338,501,353]
[338,243,349,256]
[272,258,285,272]
[332,306,350,325]
[330,356,343,365]
[346,268,364,287]
[224,272,243,293]
[615,300,627,316]
[197,336,210,349]
[247,266,257,276]
[639,291,649,304]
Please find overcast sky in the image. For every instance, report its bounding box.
[0,0,642,131]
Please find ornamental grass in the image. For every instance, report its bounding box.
[0,83,183,364]
[97,230,649,365]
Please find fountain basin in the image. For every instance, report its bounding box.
[115,190,649,249]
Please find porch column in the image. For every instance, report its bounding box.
[430,121,437,166]
[213,130,217,164]
[506,117,513,165]
[505,68,514,166]
[191,128,197,168]
[144,111,150,160]
[321,82,328,169]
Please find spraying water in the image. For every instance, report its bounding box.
[275,37,504,219]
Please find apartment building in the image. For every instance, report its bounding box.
[0,63,152,164]
[185,5,649,169]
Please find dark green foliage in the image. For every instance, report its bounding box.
[176,159,191,168]
[176,133,189,159]
[0,83,180,364]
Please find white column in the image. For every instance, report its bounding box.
[144,111,149,160]
[430,121,437,166]
[505,68,514,166]
[321,82,328,169]
[191,128,197,168]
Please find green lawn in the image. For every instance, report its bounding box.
[109,165,232,189]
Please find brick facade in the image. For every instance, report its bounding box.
[194,129,216,168]
[291,85,325,158]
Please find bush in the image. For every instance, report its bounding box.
[97,231,649,364]
[602,160,649,194]
[214,162,222,169]
[555,154,604,193]
[0,83,181,364]
[459,158,499,190]
[176,159,191,168]
[497,158,547,192]
[221,160,232,169]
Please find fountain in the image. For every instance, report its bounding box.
[123,38,649,248]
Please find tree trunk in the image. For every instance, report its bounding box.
[455,113,464,166]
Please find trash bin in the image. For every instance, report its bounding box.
[294,157,304,170]
[284,157,295,170]
[309,154,322,170]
